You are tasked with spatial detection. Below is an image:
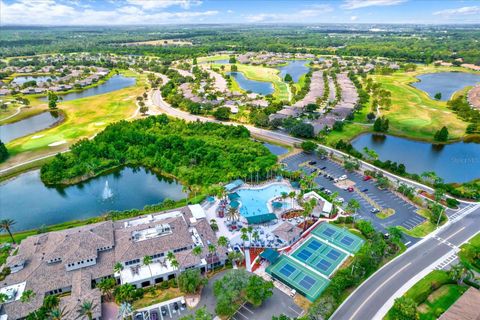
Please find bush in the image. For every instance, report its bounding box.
[160,281,170,289]
[169,278,178,288]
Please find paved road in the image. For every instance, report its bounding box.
[331,203,480,320]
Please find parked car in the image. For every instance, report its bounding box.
[173,302,179,311]
[336,197,345,203]
[311,168,317,173]
[320,166,327,170]
[181,298,186,309]
[319,186,325,191]
[339,175,347,180]
[383,233,390,239]
[363,175,372,181]
[150,310,159,320]
[134,313,144,320]
[308,161,317,165]
[161,306,168,316]
[347,187,354,192]
[362,188,369,192]
[371,208,380,214]
[324,189,332,195]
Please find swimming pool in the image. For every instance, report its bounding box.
[235,183,293,218]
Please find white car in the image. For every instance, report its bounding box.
[339,175,347,180]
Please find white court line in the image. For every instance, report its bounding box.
[349,262,412,320]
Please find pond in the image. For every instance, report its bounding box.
[39,75,136,102]
[0,167,187,231]
[263,142,289,156]
[11,75,53,85]
[226,72,274,95]
[0,111,62,143]
[351,133,480,183]
[277,60,310,83]
[412,72,480,101]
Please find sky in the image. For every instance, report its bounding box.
[1,0,480,26]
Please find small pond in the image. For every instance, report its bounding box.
[227,72,274,95]
[39,75,136,102]
[277,60,310,83]
[0,111,62,143]
[11,75,53,85]
[412,72,480,101]
[263,142,289,156]
[0,167,187,231]
[351,133,480,183]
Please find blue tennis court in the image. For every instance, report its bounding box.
[307,240,322,251]
[316,259,332,271]
[279,264,295,277]
[326,249,341,261]
[299,275,316,290]
[297,249,312,261]
[312,223,364,253]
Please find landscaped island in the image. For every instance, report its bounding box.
[40,115,277,187]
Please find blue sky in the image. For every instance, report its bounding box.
[1,0,479,25]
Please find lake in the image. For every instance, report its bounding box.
[39,75,136,102]
[0,167,187,231]
[277,60,310,83]
[0,111,62,143]
[412,72,480,101]
[352,133,480,183]
[11,75,53,85]
[227,72,274,95]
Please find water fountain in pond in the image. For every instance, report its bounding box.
[102,181,113,200]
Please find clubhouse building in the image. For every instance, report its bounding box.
[0,205,226,320]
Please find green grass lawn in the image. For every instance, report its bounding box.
[3,70,145,163]
[197,54,230,63]
[417,284,467,320]
[458,232,480,272]
[385,270,465,320]
[369,65,472,142]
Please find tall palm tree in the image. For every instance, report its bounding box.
[289,191,296,208]
[227,207,239,221]
[252,230,260,243]
[0,219,16,244]
[143,255,153,284]
[76,300,96,320]
[192,245,203,259]
[49,307,70,320]
[247,226,253,243]
[113,262,123,274]
[207,244,217,270]
[217,236,228,250]
[97,278,116,301]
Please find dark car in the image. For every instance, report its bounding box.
[134,314,144,320]
[161,306,168,316]
[150,310,159,320]
[174,302,179,310]
[319,186,325,191]
[320,166,327,170]
[311,168,317,173]
[308,161,317,165]
[362,188,369,192]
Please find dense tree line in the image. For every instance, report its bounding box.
[40,115,277,186]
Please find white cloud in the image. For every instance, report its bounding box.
[342,0,407,10]
[0,0,217,25]
[246,4,333,23]
[350,15,358,21]
[227,9,234,14]
[433,6,480,16]
[126,0,202,10]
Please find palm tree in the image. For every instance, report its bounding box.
[192,245,203,259]
[289,191,296,208]
[0,219,16,244]
[240,232,249,248]
[20,290,35,303]
[346,199,360,215]
[217,236,229,250]
[113,262,123,274]
[207,244,217,270]
[97,278,116,301]
[76,300,96,320]
[448,262,474,285]
[143,255,153,284]
[247,226,253,243]
[49,307,70,320]
[252,230,260,243]
[227,207,239,221]
[43,295,60,310]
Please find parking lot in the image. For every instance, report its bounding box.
[281,152,428,245]
[232,291,303,320]
[135,297,187,320]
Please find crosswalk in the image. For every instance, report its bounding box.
[434,252,458,270]
[448,203,479,222]
[432,235,458,250]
